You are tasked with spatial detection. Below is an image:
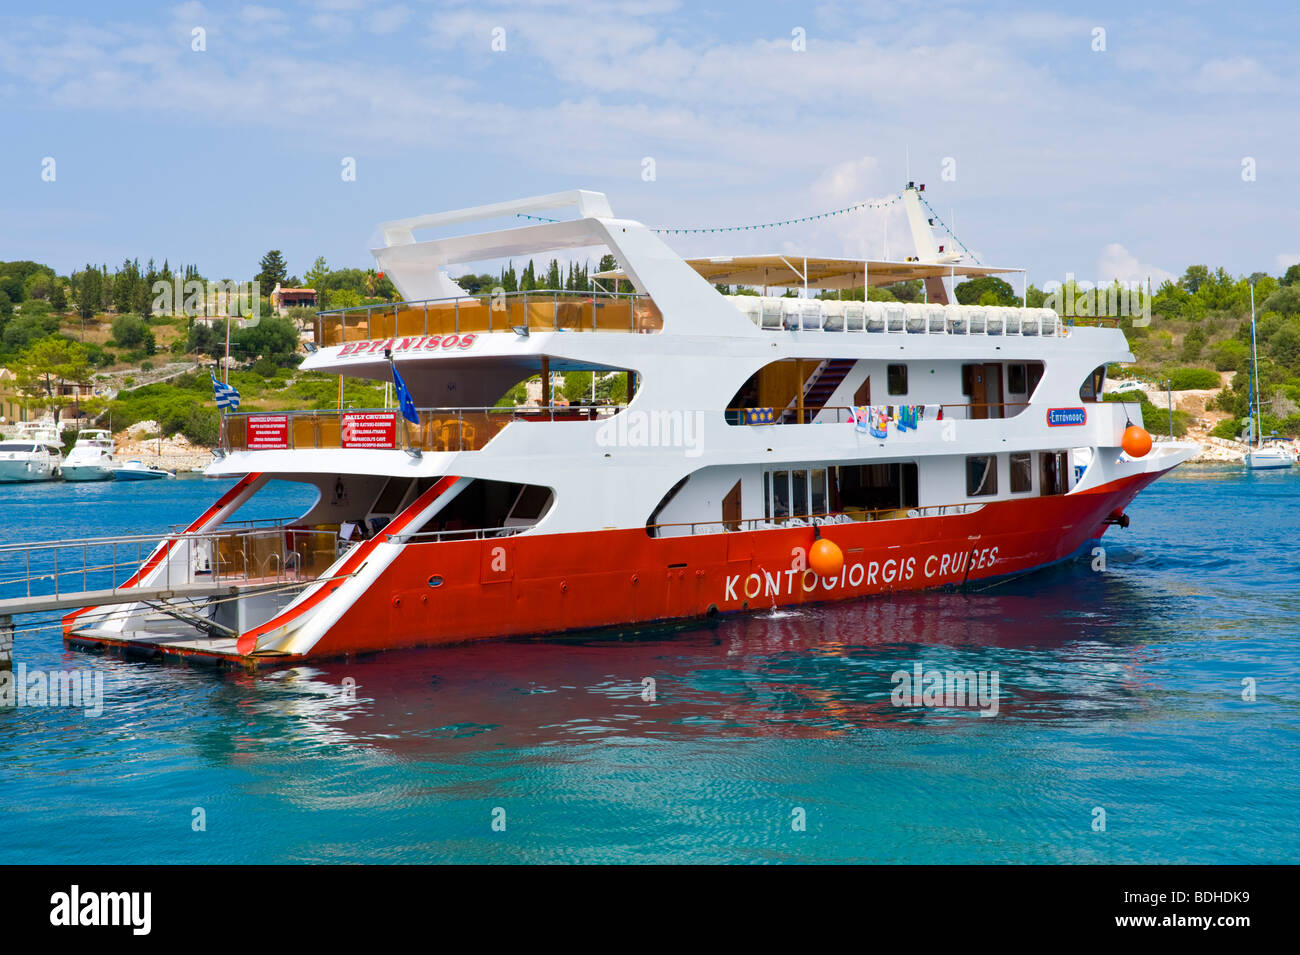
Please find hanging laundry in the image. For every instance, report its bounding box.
[853,406,871,434]
[869,407,888,439]
[744,407,775,425]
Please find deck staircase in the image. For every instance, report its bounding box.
[780,359,856,423]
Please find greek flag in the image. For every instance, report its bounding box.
[211,370,240,412]
[391,362,420,425]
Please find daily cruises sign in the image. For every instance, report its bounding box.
[244,412,400,450]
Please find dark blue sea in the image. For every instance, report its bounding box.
[1,467,1297,864]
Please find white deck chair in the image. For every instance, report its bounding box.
[822,300,845,331]
[864,301,885,332]
[946,304,967,334]
[781,298,803,330]
[904,302,927,333]
[799,300,823,330]
[843,301,866,331]
[884,303,906,333]
[759,297,783,330]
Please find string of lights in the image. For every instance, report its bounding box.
[516,193,905,234]
[918,194,982,265]
[515,188,983,264]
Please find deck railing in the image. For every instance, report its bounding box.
[220,405,625,453]
[725,402,1033,426]
[0,526,339,602]
[647,503,988,537]
[313,290,662,348]
[729,297,1119,336]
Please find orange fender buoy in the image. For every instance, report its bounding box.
[809,538,844,577]
[1122,425,1152,458]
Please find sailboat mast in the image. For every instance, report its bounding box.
[1249,283,1260,448]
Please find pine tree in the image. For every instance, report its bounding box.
[257,250,288,298]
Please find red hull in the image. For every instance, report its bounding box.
[63,472,1158,666]
[301,471,1156,660]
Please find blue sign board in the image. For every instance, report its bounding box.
[1046,407,1088,426]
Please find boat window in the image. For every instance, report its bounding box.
[810,469,827,515]
[1027,363,1044,395]
[835,463,918,513]
[646,474,690,535]
[1079,365,1107,402]
[887,364,908,395]
[371,476,412,515]
[725,358,857,425]
[415,479,554,537]
[763,467,832,521]
[1007,364,1027,394]
[966,455,998,497]
[509,484,553,522]
[772,470,791,519]
[1010,453,1033,493]
[792,469,808,516]
[1040,451,1069,495]
[0,443,39,452]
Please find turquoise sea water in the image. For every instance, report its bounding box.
[0,468,1297,864]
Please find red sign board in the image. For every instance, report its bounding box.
[246,414,289,450]
[341,411,398,449]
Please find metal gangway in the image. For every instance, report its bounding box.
[0,522,341,654]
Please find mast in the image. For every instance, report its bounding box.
[1249,283,1260,449]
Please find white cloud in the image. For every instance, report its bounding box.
[1190,56,1279,93]
[309,13,351,35]
[1096,243,1175,287]
[239,5,290,35]
[368,6,411,35]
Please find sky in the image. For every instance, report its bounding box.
[1,0,1297,290]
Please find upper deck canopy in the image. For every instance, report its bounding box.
[592,255,1022,291]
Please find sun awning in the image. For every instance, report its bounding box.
[592,255,1022,290]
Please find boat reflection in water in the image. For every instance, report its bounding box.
[201,560,1168,766]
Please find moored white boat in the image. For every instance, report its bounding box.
[0,422,64,483]
[1245,443,1295,470]
[61,429,118,481]
[113,459,174,481]
[1242,284,1295,472]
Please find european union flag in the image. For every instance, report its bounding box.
[211,370,240,411]
[390,362,419,425]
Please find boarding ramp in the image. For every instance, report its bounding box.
[0,522,341,647]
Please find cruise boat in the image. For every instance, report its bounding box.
[0,422,63,483]
[62,429,118,481]
[63,186,1197,666]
